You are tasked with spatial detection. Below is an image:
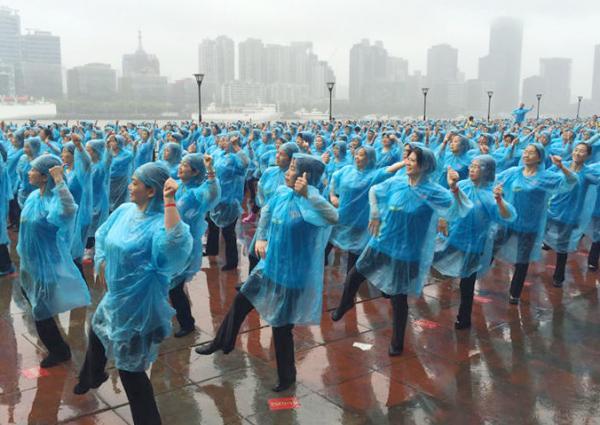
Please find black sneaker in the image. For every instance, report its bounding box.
[174,327,195,338]
[73,372,109,395]
[508,296,519,305]
[40,349,71,369]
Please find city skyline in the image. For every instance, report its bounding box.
[2,0,599,102]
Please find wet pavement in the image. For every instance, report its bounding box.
[1,223,600,425]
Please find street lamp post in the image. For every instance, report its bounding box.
[576,96,583,119]
[422,88,429,121]
[193,73,205,122]
[487,90,494,122]
[326,81,335,121]
[536,93,542,120]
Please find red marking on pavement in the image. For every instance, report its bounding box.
[473,295,492,304]
[21,367,50,379]
[268,397,300,411]
[414,319,440,329]
[524,281,534,287]
[545,264,555,270]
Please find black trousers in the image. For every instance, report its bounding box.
[338,267,409,351]
[0,244,12,272]
[212,292,296,383]
[245,178,259,214]
[86,237,95,250]
[79,328,161,425]
[168,277,195,330]
[206,217,238,267]
[589,242,600,268]
[510,263,530,299]
[457,272,477,325]
[8,197,20,227]
[248,252,260,274]
[554,252,568,282]
[35,317,70,357]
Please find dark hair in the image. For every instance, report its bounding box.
[407,145,424,167]
[575,142,592,156]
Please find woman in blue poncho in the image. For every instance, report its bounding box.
[17,155,91,368]
[206,133,249,271]
[16,136,42,208]
[433,155,516,329]
[494,143,575,304]
[331,145,470,356]
[544,142,599,287]
[327,146,404,273]
[61,135,93,275]
[159,142,183,179]
[169,153,220,337]
[83,139,112,260]
[435,133,475,188]
[107,134,133,212]
[0,144,14,275]
[321,140,351,192]
[196,154,338,393]
[73,163,192,425]
[3,131,23,227]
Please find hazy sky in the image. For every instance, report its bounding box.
[5,0,600,100]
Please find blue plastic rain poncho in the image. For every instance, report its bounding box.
[16,137,42,207]
[436,135,475,188]
[92,162,193,371]
[256,142,299,208]
[209,142,249,227]
[2,137,23,196]
[159,142,183,179]
[108,135,133,212]
[86,140,112,237]
[172,154,220,284]
[433,155,517,278]
[63,142,93,259]
[494,143,574,264]
[17,155,91,320]
[355,146,468,296]
[241,154,338,326]
[329,146,394,254]
[133,129,154,169]
[544,147,600,253]
[0,147,11,245]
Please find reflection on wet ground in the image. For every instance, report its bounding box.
[1,225,599,424]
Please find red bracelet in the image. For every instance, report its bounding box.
[165,203,176,208]
[451,186,459,194]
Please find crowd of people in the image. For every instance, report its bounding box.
[1,109,599,424]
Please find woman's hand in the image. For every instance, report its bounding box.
[163,177,178,200]
[437,219,448,236]
[446,166,459,189]
[97,261,107,291]
[294,172,309,197]
[368,219,380,236]
[255,240,268,259]
[49,165,64,185]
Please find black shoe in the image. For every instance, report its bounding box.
[454,320,471,330]
[73,372,109,395]
[40,349,71,369]
[331,303,353,322]
[388,345,403,357]
[174,327,195,338]
[552,277,564,288]
[509,296,519,305]
[195,342,220,355]
[272,379,295,392]
[588,263,598,271]
[221,264,237,271]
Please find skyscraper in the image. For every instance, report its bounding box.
[67,63,117,100]
[539,58,571,112]
[198,35,235,103]
[20,30,62,98]
[122,31,160,76]
[592,45,600,104]
[427,44,458,84]
[349,39,388,104]
[478,17,523,112]
[0,7,20,64]
[239,38,264,83]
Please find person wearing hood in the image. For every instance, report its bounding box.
[16,136,42,208]
[331,145,471,356]
[206,133,249,271]
[107,134,134,212]
[17,155,91,368]
[494,143,576,304]
[159,142,183,179]
[435,133,476,188]
[169,153,220,337]
[0,143,14,275]
[433,155,516,329]
[512,103,534,125]
[196,154,338,393]
[133,126,154,169]
[73,163,192,425]
[3,130,24,227]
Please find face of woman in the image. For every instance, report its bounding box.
[218,137,229,150]
[24,144,32,157]
[284,159,298,188]
[522,145,541,166]
[469,160,482,182]
[572,144,589,165]
[85,144,99,162]
[402,144,411,159]
[382,136,391,147]
[315,138,323,150]
[108,137,118,152]
[354,148,368,170]
[404,151,421,177]
[177,160,198,182]
[276,150,290,169]
[9,136,18,148]
[28,168,46,187]
[410,133,419,142]
[61,148,74,166]
[163,148,171,161]
[128,177,155,206]
[333,145,340,159]
[450,136,462,154]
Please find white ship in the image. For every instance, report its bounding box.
[192,104,282,122]
[0,100,57,120]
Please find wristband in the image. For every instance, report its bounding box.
[165,203,176,208]
[451,186,459,194]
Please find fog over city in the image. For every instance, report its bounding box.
[1,0,599,118]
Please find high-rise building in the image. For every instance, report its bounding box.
[122,31,160,76]
[198,35,235,103]
[521,75,545,108]
[427,44,458,84]
[539,57,571,112]
[0,7,20,64]
[478,17,523,112]
[349,39,388,104]
[592,45,600,104]
[239,38,264,83]
[67,63,117,100]
[20,30,62,98]
[386,57,408,82]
